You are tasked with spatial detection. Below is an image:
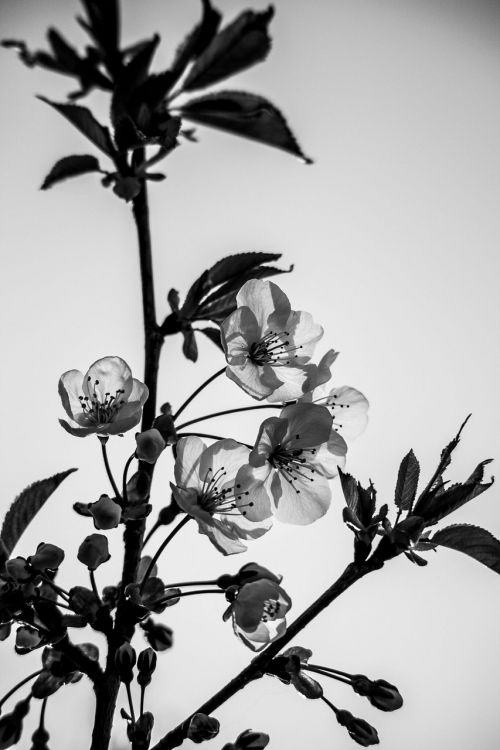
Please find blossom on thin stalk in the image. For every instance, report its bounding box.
[224,573,292,651]
[236,403,347,525]
[58,356,148,437]
[171,437,271,555]
[221,279,323,402]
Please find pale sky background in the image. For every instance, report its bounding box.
[1,1,500,748]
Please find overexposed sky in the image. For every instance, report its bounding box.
[1,1,500,748]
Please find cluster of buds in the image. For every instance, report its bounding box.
[267,646,403,746]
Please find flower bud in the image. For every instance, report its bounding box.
[137,647,157,687]
[135,429,167,463]
[186,713,220,744]
[152,412,177,445]
[28,544,65,572]
[127,712,154,750]
[336,710,379,747]
[15,625,44,655]
[141,619,173,652]
[0,696,31,748]
[102,585,118,610]
[88,495,121,530]
[69,587,100,622]
[5,557,31,582]
[30,725,50,750]
[115,642,136,683]
[77,534,110,570]
[222,729,270,750]
[351,676,403,712]
[0,623,11,642]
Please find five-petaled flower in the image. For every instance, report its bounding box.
[221,279,323,402]
[171,437,270,555]
[236,403,347,525]
[58,356,148,437]
[224,573,292,651]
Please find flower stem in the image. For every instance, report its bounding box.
[150,557,383,750]
[303,665,352,685]
[0,670,43,710]
[307,664,352,680]
[140,516,191,593]
[173,368,226,421]
[99,437,122,501]
[143,521,161,547]
[156,589,224,607]
[320,695,339,714]
[162,579,218,589]
[90,570,100,602]
[126,682,136,724]
[122,453,136,504]
[176,404,281,430]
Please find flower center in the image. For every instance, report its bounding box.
[270,434,318,493]
[261,598,281,622]
[78,377,126,425]
[249,331,302,366]
[199,467,253,516]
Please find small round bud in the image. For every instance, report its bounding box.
[186,713,220,744]
[135,429,167,463]
[88,495,122,530]
[115,642,136,683]
[137,647,157,687]
[28,543,65,572]
[336,710,379,747]
[77,534,110,570]
[5,557,31,582]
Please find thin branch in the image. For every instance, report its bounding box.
[173,368,226,421]
[150,557,383,750]
[176,404,281,431]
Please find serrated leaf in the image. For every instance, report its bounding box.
[38,97,116,156]
[432,524,500,574]
[207,251,281,287]
[180,90,312,162]
[195,263,292,322]
[41,154,101,190]
[416,460,494,527]
[394,449,420,511]
[0,469,77,562]
[415,415,471,505]
[78,0,120,56]
[183,7,274,92]
[338,469,360,513]
[169,0,222,89]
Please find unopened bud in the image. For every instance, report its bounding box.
[186,713,220,744]
[0,696,31,747]
[135,429,167,463]
[336,710,379,747]
[152,412,177,445]
[137,647,157,687]
[77,534,110,570]
[28,543,64,572]
[5,557,31,582]
[115,642,136,683]
[351,676,403,712]
[88,495,121,530]
[222,729,270,750]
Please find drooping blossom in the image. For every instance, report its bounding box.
[171,437,270,555]
[58,356,148,437]
[221,279,323,402]
[224,574,292,651]
[236,403,347,525]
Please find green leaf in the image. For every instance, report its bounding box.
[394,449,420,511]
[432,524,500,574]
[415,415,471,506]
[41,154,101,190]
[416,459,494,527]
[38,97,116,157]
[180,90,312,162]
[168,0,222,89]
[0,469,77,564]
[183,7,274,92]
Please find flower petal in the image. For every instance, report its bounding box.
[281,403,333,450]
[83,356,133,401]
[174,436,206,488]
[106,404,143,435]
[272,470,331,525]
[221,307,260,364]
[249,417,287,467]
[236,279,291,333]
[58,418,96,437]
[58,369,85,419]
[128,378,149,406]
[326,386,369,440]
[226,361,274,400]
[235,464,274,521]
[285,310,323,362]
